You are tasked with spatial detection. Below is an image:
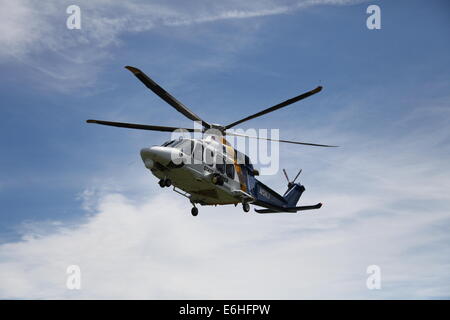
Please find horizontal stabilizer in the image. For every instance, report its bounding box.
[294,203,322,211]
[254,208,281,214]
[255,203,322,214]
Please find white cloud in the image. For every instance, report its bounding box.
[1,132,449,299]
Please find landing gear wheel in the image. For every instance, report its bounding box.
[243,202,250,213]
[191,207,198,217]
[159,178,171,188]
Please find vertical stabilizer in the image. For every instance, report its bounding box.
[283,183,305,207]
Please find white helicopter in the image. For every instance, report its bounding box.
[87,66,337,216]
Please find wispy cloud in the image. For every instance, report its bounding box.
[0,184,448,299]
[0,0,366,91]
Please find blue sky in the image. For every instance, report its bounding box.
[0,0,449,299]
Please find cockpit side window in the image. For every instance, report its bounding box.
[174,140,193,155]
[193,142,203,163]
[171,139,184,148]
[190,140,195,155]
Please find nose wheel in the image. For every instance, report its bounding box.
[243,202,250,213]
[158,178,172,188]
[191,206,198,217]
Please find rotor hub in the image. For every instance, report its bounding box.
[205,123,226,135]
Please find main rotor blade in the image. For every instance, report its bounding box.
[86,119,201,133]
[282,169,290,182]
[226,131,338,147]
[225,86,322,129]
[125,66,210,128]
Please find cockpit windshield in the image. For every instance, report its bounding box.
[161,140,175,147]
[161,138,192,152]
[171,139,187,149]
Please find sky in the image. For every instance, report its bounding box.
[0,0,449,299]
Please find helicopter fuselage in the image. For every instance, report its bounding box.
[139,136,322,216]
[140,136,254,206]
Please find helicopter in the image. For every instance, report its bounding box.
[87,66,337,216]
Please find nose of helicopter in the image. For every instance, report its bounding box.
[140,146,178,168]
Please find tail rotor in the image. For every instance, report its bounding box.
[283,168,302,188]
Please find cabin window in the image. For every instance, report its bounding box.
[226,163,235,179]
[204,147,215,166]
[216,154,225,174]
[193,142,203,163]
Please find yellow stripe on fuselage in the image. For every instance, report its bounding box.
[221,137,247,192]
